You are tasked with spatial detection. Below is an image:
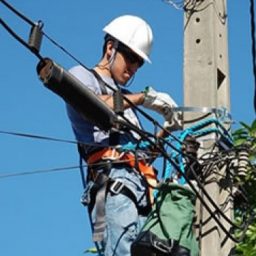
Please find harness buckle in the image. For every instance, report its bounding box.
[110,179,124,195]
[80,181,94,206]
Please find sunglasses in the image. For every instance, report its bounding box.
[117,43,144,67]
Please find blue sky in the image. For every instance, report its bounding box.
[0,1,255,255]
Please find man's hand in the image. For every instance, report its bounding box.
[143,86,182,131]
[143,86,177,115]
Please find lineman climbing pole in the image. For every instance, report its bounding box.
[183,0,233,255]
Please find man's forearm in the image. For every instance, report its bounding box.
[100,93,145,109]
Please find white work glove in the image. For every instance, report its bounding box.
[143,86,177,116]
[143,86,182,131]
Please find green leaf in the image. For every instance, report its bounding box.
[234,138,247,146]
[84,247,98,254]
[240,121,251,131]
[234,120,256,255]
[251,119,256,131]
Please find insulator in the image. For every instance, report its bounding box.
[36,58,117,131]
[238,149,249,176]
[28,21,43,53]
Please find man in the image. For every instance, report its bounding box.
[66,15,178,256]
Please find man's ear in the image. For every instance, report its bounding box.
[106,41,115,59]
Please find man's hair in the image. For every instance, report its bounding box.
[103,34,133,58]
[102,34,115,56]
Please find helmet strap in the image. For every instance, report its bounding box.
[109,40,119,84]
[109,40,119,66]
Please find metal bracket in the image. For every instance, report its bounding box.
[172,106,232,124]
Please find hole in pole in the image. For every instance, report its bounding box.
[196,38,201,44]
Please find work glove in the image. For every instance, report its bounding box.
[143,86,182,131]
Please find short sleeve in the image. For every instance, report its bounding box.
[68,66,101,94]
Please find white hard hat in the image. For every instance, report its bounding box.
[103,15,153,63]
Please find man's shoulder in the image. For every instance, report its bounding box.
[69,65,101,93]
[69,65,93,78]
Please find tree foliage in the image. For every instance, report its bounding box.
[233,120,256,255]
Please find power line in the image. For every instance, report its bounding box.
[0,165,82,179]
[0,129,126,150]
[1,0,252,246]
[0,129,77,144]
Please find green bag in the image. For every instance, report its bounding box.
[131,182,199,256]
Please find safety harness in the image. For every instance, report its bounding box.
[80,147,156,241]
[79,70,157,243]
[87,147,157,202]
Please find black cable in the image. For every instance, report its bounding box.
[0,164,82,179]
[0,129,129,151]
[0,18,43,60]
[0,0,34,26]
[1,0,250,242]
[199,148,254,239]
[1,0,183,147]
[250,0,256,113]
[0,151,160,180]
[156,143,241,242]
[42,32,91,70]
[86,69,183,145]
[157,136,251,241]
[0,129,77,144]
[0,0,231,152]
[0,0,88,69]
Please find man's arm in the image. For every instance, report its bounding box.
[100,93,145,109]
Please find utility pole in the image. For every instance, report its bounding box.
[183,0,233,255]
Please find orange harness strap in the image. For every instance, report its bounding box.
[87,148,120,164]
[122,153,157,204]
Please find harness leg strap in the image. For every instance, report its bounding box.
[91,174,151,242]
[92,175,108,242]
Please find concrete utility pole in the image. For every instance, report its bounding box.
[183,0,233,255]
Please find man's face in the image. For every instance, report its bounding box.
[117,43,144,68]
[111,43,144,85]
